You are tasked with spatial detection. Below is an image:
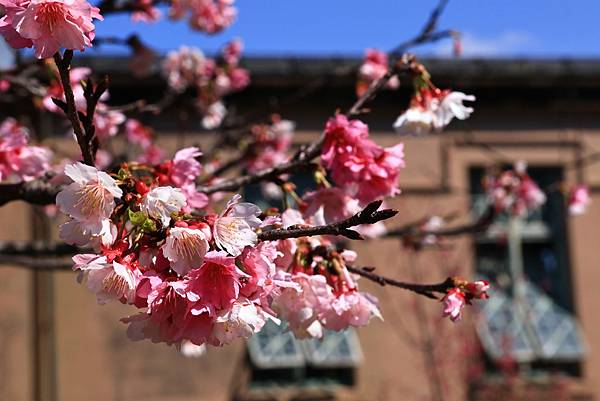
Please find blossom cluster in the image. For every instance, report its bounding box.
[394,87,475,136]
[568,185,591,216]
[322,114,405,205]
[169,0,236,34]
[442,279,489,322]
[484,163,546,216]
[162,41,250,128]
[57,150,385,349]
[0,0,102,59]
[356,49,400,97]
[0,118,52,183]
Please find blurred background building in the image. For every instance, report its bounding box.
[1,55,600,401]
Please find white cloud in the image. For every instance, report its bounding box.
[434,30,539,57]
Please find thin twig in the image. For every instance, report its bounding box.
[347,265,455,299]
[258,200,398,241]
[53,50,95,165]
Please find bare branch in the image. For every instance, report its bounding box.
[258,200,398,241]
[53,50,96,166]
[347,265,455,299]
[0,178,61,207]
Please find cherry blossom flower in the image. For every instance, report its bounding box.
[464,280,490,299]
[140,186,186,227]
[200,101,226,129]
[0,118,53,183]
[73,254,140,304]
[442,288,466,322]
[568,185,591,216]
[393,107,436,136]
[56,162,122,222]
[131,0,161,22]
[170,147,202,187]
[322,114,405,204]
[272,273,334,339]
[169,0,236,34]
[321,292,382,331]
[0,0,103,59]
[137,144,165,165]
[162,226,209,276]
[125,119,153,148]
[180,340,206,357]
[210,300,270,345]
[393,88,475,135]
[213,195,261,256]
[93,105,126,140]
[186,250,246,311]
[357,48,399,96]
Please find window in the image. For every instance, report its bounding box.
[470,166,586,377]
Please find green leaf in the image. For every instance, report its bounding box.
[128,209,147,226]
[141,219,157,233]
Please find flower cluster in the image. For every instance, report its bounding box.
[0,0,102,59]
[321,114,405,205]
[57,148,385,348]
[169,0,236,34]
[393,87,475,136]
[356,49,399,97]
[125,119,165,165]
[245,117,294,174]
[162,41,250,129]
[0,118,53,183]
[441,279,489,322]
[568,185,591,216]
[484,163,546,216]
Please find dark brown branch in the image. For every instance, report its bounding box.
[0,178,61,207]
[258,200,398,241]
[347,265,455,299]
[53,50,96,166]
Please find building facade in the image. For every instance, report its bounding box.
[1,57,599,401]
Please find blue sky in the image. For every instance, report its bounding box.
[92,0,599,58]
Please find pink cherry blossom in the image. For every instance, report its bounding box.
[126,275,213,345]
[322,115,404,204]
[137,144,165,165]
[0,0,103,59]
[125,119,153,148]
[170,147,202,187]
[185,250,246,311]
[213,194,261,256]
[93,105,126,140]
[162,226,209,276]
[465,280,490,299]
[568,185,591,216]
[272,273,335,339]
[321,291,382,331]
[169,0,236,34]
[442,288,466,322]
[357,49,399,94]
[302,187,360,224]
[131,0,161,22]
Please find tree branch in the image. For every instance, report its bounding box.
[347,265,455,299]
[0,178,61,207]
[258,200,398,241]
[53,50,96,166]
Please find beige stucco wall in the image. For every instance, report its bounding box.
[0,128,599,401]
